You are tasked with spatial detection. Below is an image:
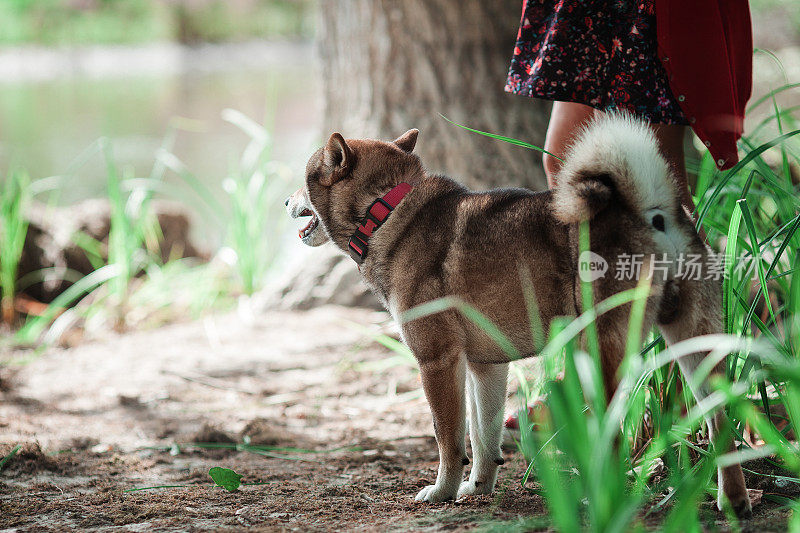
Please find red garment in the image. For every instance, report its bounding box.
[656,0,753,169]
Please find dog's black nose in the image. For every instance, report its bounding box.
[284,197,290,207]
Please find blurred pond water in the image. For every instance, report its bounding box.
[0,41,321,243]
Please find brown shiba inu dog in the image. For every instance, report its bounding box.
[285,113,751,517]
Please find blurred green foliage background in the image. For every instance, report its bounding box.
[0,0,315,45]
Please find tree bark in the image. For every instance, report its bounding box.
[317,0,550,189]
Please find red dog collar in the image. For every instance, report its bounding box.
[348,182,412,264]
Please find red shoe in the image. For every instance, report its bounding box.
[506,372,564,431]
[504,395,552,430]
[504,405,537,430]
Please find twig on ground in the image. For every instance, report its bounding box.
[161,369,258,395]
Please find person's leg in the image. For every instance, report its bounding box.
[651,123,695,214]
[543,101,598,186]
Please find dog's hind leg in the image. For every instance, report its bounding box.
[595,307,632,404]
[658,276,751,518]
[672,351,751,517]
[414,350,468,503]
[458,361,508,498]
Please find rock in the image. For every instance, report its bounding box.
[256,244,380,311]
[17,199,205,303]
[191,423,236,444]
[240,418,296,446]
[155,204,202,261]
[0,442,59,474]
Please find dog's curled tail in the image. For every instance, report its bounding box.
[551,111,678,224]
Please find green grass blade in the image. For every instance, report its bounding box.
[0,171,31,323]
[696,129,800,230]
[0,444,21,472]
[746,82,800,113]
[15,264,123,344]
[439,114,563,161]
[400,296,520,359]
[723,202,743,339]
[738,199,776,325]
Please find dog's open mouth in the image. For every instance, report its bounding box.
[298,209,319,239]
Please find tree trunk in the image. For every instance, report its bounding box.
[318,0,550,189]
[267,0,552,311]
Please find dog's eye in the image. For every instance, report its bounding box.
[651,214,665,232]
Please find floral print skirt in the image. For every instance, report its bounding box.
[505,0,688,125]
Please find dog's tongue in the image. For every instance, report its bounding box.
[299,212,318,238]
[299,217,315,234]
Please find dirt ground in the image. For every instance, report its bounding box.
[0,306,547,532]
[0,305,794,532]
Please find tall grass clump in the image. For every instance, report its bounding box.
[13,108,291,345]
[161,108,291,296]
[696,86,800,428]
[440,89,800,529]
[13,106,292,344]
[14,134,170,344]
[220,109,287,295]
[0,171,31,325]
[508,231,703,531]
[103,139,164,308]
[514,98,800,528]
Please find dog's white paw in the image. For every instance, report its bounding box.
[415,483,457,503]
[457,479,493,498]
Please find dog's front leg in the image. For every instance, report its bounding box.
[458,361,508,498]
[415,353,467,503]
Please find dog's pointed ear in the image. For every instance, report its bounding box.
[320,132,354,187]
[393,129,419,153]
